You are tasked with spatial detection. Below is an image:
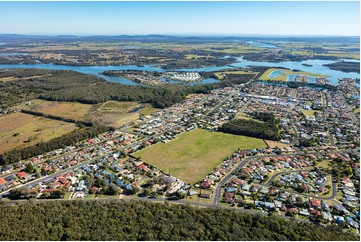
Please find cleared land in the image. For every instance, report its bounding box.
[258,68,329,82]
[133,129,266,184]
[264,140,290,148]
[214,70,256,80]
[16,100,160,128]
[0,112,77,153]
[234,114,263,122]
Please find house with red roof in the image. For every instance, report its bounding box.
[310,199,321,208]
[341,177,351,184]
[311,210,321,218]
[0,178,6,185]
[231,178,244,186]
[137,164,150,173]
[59,177,69,185]
[16,171,27,179]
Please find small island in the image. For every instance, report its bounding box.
[302,63,313,67]
[324,61,360,73]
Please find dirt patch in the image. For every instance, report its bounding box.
[264,140,290,148]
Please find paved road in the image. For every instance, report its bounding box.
[327,123,335,146]
[344,101,359,126]
[290,118,299,146]
[213,153,308,206]
[2,192,312,225]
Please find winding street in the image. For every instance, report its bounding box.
[212,149,347,206]
[263,169,338,201]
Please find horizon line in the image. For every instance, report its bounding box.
[0,33,360,37]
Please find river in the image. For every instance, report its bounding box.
[0,57,359,86]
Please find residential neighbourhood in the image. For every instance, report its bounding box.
[0,79,359,232]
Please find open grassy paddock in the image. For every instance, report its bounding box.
[133,128,266,184]
[15,99,93,120]
[88,101,160,127]
[0,112,78,153]
[16,99,160,128]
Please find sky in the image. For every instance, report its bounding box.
[0,1,359,36]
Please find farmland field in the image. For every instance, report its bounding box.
[133,129,266,184]
[0,112,77,153]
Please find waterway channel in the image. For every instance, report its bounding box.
[0,57,359,86]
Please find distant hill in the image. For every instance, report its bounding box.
[0,34,359,44]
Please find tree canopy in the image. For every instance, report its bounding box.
[0,200,358,241]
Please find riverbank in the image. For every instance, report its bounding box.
[0,57,359,86]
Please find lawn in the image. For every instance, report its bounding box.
[133,129,266,184]
[0,112,78,153]
[315,160,331,169]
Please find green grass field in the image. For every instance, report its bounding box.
[133,129,266,184]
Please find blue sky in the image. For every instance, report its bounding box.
[0,1,359,36]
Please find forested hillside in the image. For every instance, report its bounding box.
[0,200,358,241]
[0,69,254,110]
